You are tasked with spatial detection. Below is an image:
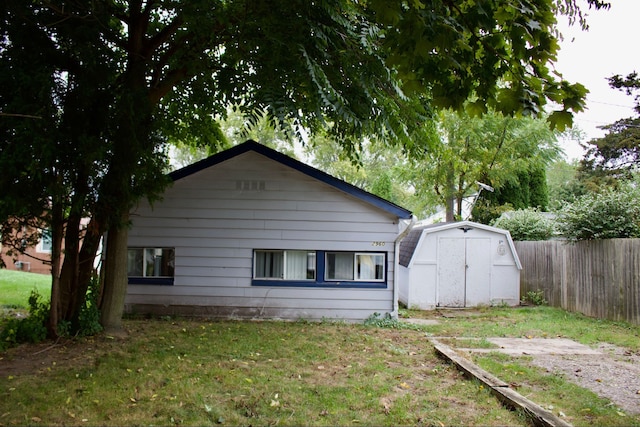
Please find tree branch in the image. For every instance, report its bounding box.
[142,14,184,59]
[0,113,42,119]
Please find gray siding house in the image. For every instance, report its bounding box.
[125,140,413,321]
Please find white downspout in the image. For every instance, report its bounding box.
[391,215,417,319]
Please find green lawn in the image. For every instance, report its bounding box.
[0,269,50,308]
[1,274,639,426]
[0,319,528,427]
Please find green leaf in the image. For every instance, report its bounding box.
[547,110,574,132]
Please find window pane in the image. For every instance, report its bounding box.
[356,254,385,281]
[326,252,354,280]
[255,251,283,278]
[127,249,144,276]
[160,248,175,277]
[144,248,157,276]
[306,252,316,279]
[285,251,315,280]
[41,229,52,252]
[128,248,174,278]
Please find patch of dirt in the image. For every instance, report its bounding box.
[457,338,640,415]
[0,334,122,378]
[529,344,640,415]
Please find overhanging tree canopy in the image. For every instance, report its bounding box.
[0,0,609,334]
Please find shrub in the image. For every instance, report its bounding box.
[556,187,640,241]
[364,312,420,330]
[0,290,49,350]
[77,275,103,337]
[492,208,554,241]
[0,276,103,350]
[521,290,548,306]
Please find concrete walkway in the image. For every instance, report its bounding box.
[463,337,601,356]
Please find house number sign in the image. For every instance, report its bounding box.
[372,241,386,247]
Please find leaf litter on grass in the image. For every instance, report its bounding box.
[0,318,527,426]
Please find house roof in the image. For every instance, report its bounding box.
[399,220,522,268]
[169,140,412,219]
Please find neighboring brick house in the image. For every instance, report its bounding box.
[1,227,52,275]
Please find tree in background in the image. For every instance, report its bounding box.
[304,110,563,222]
[303,134,421,214]
[474,165,551,224]
[546,159,589,210]
[170,107,298,170]
[408,109,562,223]
[0,0,606,335]
[580,71,640,184]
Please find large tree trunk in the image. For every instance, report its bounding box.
[445,195,455,222]
[456,194,464,219]
[99,214,130,334]
[96,24,159,333]
[58,215,105,333]
[58,211,81,323]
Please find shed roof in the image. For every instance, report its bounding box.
[169,140,413,219]
[399,227,423,267]
[399,220,522,268]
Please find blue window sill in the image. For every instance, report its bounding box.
[252,279,387,289]
[128,277,174,286]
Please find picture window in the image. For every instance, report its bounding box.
[127,248,175,278]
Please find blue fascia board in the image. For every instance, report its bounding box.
[169,140,412,219]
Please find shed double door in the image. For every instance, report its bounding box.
[437,237,491,307]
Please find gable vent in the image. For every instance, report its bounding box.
[236,180,266,191]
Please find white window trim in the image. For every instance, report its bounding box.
[36,229,52,254]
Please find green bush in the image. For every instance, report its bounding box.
[521,290,548,306]
[364,312,420,330]
[556,187,640,241]
[0,276,103,350]
[0,290,49,350]
[492,208,554,241]
[77,275,103,337]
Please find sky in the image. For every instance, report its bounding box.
[553,0,639,160]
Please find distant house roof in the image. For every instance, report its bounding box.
[169,140,412,219]
[399,220,522,268]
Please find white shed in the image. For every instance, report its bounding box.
[398,221,521,310]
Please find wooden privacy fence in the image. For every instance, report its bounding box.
[514,239,640,326]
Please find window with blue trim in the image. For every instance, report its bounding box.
[326,252,385,282]
[252,250,386,288]
[254,250,316,280]
[127,247,175,285]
